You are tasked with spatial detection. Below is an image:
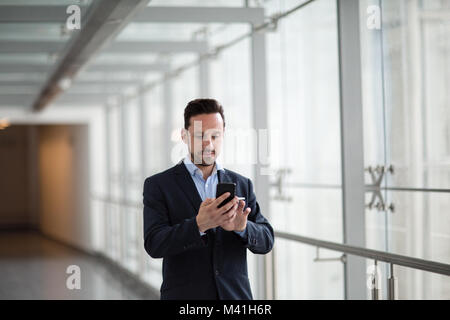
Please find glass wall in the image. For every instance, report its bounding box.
[360,0,450,299]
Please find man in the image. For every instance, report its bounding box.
[143,98,274,300]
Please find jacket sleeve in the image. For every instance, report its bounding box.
[143,176,208,259]
[234,178,274,254]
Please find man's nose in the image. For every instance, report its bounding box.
[202,136,213,147]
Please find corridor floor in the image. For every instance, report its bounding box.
[0,231,158,300]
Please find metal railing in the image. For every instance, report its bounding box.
[92,196,450,299]
[275,231,450,299]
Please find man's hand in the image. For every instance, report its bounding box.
[196,192,238,233]
[220,198,251,232]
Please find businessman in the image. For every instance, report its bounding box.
[143,98,274,300]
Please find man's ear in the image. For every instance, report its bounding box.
[181,128,188,144]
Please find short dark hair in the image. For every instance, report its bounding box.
[184,98,225,130]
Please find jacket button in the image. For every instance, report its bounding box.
[215,270,220,276]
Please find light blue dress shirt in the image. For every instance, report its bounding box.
[183,156,224,204]
[183,156,247,237]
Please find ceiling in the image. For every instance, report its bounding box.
[0,0,265,113]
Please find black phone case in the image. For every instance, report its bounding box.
[216,183,236,208]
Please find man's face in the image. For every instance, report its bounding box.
[182,113,224,166]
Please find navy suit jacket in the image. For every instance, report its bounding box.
[143,161,274,300]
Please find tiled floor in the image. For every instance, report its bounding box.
[0,231,158,300]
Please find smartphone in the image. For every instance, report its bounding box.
[216,182,236,208]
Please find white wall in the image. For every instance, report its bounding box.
[38,125,91,252]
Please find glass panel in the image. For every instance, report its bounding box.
[108,105,122,200]
[394,265,450,299]
[275,238,344,299]
[170,66,199,165]
[124,98,141,203]
[122,207,140,273]
[120,98,142,273]
[90,199,104,252]
[210,37,253,178]
[265,0,343,299]
[384,191,450,265]
[143,254,163,290]
[272,188,342,242]
[379,0,450,190]
[420,16,450,190]
[267,0,342,239]
[105,202,121,262]
[266,0,341,185]
[360,0,386,176]
[143,83,166,175]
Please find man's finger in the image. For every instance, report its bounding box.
[218,197,238,214]
[222,202,237,218]
[213,192,231,205]
[221,209,236,222]
[201,198,214,206]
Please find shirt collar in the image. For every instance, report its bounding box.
[183,155,224,177]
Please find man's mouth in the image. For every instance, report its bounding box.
[202,151,215,156]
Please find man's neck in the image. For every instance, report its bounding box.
[190,156,215,180]
[197,164,215,180]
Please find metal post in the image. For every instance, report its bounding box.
[388,263,398,300]
[271,246,277,299]
[139,87,149,179]
[337,0,367,299]
[371,260,380,300]
[251,18,271,300]
[104,104,112,255]
[119,97,128,265]
[163,70,173,166]
[138,88,148,279]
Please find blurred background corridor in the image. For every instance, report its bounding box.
[0,0,449,300]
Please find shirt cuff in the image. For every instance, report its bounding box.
[234,228,248,237]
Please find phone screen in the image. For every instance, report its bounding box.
[216,183,236,208]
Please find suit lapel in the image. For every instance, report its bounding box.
[174,162,203,214]
[217,169,232,184]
